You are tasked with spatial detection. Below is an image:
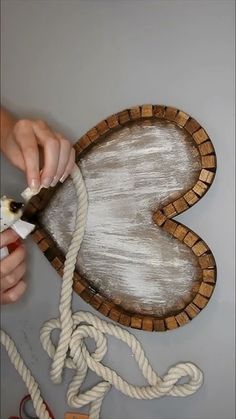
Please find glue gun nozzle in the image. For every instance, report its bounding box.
[10,201,24,213]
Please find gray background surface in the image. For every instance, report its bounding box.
[0,1,235,419]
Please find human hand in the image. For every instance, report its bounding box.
[0,229,27,304]
[1,110,75,192]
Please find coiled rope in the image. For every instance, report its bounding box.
[1,164,203,419]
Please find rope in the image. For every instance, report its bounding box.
[1,164,204,419]
[0,329,51,419]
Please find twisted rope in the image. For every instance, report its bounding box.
[0,329,51,419]
[1,164,203,419]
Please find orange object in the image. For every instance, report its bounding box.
[64,414,89,419]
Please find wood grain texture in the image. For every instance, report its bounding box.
[184,190,199,206]
[185,118,201,135]
[165,107,178,121]
[175,111,189,127]
[141,104,153,117]
[130,106,141,120]
[193,128,209,144]
[26,105,217,331]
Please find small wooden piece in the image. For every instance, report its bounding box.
[58,266,64,278]
[153,319,166,332]
[78,135,91,150]
[142,318,153,331]
[141,104,153,117]
[173,224,188,241]
[163,203,177,218]
[192,241,208,256]
[201,155,216,169]
[90,294,103,310]
[99,302,113,317]
[119,313,131,327]
[175,111,189,127]
[130,106,141,120]
[106,114,119,129]
[184,118,200,134]
[193,180,208,197]
[153,210,166,226]
[203,269,216,283]
[38,239,49,252]
[109,308,121,322]
[199,169,215,184]
[130,317,142,329]
[153,105,165,118]
[193,128,209,144]
[199,282,214,298]
[198,254,215,269]
[193,294,208,309]
[87,127,99,143]
[74,143,83,155]
[173,197,189,214]
[183,232,199,247]
[96,120,109,135]
[73,280,86,295]
[80,289,95,303]
[184,190,199,206]
[31,228,45,243]
[117,110,130,124]
[185,303,200,319]
[165,316,178,330]
[51,257,63,271]
[165,107,178,121]
[163,219,178,235]
[198,141,214,156]
[175,312,190,327]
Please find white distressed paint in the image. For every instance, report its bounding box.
[42,120,202,316]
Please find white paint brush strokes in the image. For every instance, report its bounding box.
[41,120,202,317]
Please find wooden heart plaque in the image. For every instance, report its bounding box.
[24,105,217,331]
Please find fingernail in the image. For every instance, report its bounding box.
[42,177,52,188]
[60,173,68,183]
[50,176,59,187]
[30,179,40,193]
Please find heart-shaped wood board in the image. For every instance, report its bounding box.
[24,105,217,331]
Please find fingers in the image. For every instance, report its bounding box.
[32,121,75,187]
[13,118,75,190]
[0,244,26,277]
[0,280,27,304]
[50,133,71,186]
[60,148,75,183]
[0,243,27,304]
[0,261,26,292]
[0,229,19,249]
[32,120,60,187]
[13,120,40,192]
